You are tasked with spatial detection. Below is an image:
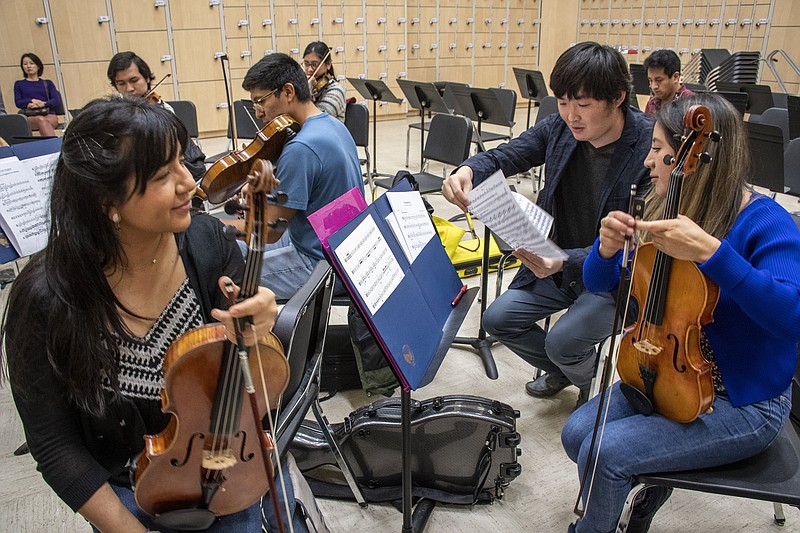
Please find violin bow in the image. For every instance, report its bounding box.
[306,49,332,84]
[573,184,642,518]
[143,73,171,100]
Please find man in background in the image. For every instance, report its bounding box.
[643,49,694,119]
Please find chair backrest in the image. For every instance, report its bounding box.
[629,63,650,95]
[534,96,558,126]
[0,114,33,144]
[684,83,708,93]
[746,121,784,193]
[422,113,473,167]
[788,95,800,140]
[740,84,774,115]
[784,138,800,198]
[166,100,200,139]
[227,100,260,140]
[344,102,369,148]
[752,107,789,146]
[69,108,82,120]
[273,261,334,403]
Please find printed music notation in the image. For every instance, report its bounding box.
[0,156,53,257]
[333,213,404,315]
[468,170,567,260]
[385,191,436,263]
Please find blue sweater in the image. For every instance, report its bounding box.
[14,78,62,112]
[583,195,800,406]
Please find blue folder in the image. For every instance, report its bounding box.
[326,181,464,390]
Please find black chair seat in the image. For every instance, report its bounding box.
[635,423,800,506]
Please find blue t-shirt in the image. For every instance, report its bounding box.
[276,112,364,259]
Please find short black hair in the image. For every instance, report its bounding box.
[549,42,632,109]
[303,41,336,78]
[107,51,154,88]
[242,53,311,102]
[643,49,682,78]
[20,53,44,78]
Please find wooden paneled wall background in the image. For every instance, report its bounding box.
[1,0,797,137]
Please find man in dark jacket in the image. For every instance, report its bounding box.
[443,42,653,409]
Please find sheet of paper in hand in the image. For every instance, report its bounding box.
[467,170,567,260]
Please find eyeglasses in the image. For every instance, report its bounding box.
[252,88,278,113]
[302,61,321,70]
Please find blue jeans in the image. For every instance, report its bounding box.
[239,232,317,301]
[483,277,616,388]
[100,459,308,533]
[561,383,792,533]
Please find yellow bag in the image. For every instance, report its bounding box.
[431,216,520,279]
[431,215,466,258]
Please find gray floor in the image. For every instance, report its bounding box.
[1,112,799,532]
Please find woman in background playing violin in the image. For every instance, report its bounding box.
[1,97,305,532]
[562,92,800,533]
[303,41,346,122]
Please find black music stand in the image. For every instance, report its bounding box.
[448,85,514,153]
[348,78,403,180]
[397,79,453,171]
[512,68,548,130]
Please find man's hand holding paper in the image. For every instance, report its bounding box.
[467,170,567,262]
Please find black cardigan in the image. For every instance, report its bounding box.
[7,214,244,512]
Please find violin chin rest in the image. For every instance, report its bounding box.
[620,382,654,416]
[155,508,217,531]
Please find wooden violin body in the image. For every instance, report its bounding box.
[618,243,719,422]
[133,325,289,521]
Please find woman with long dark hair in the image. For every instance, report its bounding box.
[2,97,281,532]
[562,92,800,532]
[14,52,62,136]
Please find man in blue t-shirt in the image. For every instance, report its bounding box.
[242,53,364,300]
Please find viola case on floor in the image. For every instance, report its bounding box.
[290,395,522,504]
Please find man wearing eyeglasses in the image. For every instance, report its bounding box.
[107,51,207,182]
[241,53,363,300]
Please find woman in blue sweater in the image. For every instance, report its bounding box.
[14,52,62,136]
[562,92,800,533]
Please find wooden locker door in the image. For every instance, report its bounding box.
[111,0,167,32]
[169,0,220,30]
[224,7,251,41]
[49,0,113,62]
[59,63,115,108]
[114,32,174,99]
[180,80,230,134]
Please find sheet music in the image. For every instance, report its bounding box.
[0,157,49,256]
[468,170,567,260]
[385,191,435,263]
[20,152,58,208]
[333,213,404,315]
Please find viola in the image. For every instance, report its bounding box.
[617,105,721,423]
[200,114,300,205]
[310,74,331,101]
[132,124,293,528]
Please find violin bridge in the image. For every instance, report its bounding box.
[202,448,238,470]
[633,339,662,356]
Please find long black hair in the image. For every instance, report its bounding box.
[2,97,188,416]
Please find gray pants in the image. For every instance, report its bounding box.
[483,276,616,389]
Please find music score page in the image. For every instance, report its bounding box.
[468,170,567,260]
[385,191,436,263]
[333,213,404,315]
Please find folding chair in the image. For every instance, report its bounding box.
[374,113,473,195]
[0,114,33,144]
[167,100,201,148]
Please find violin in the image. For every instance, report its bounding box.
[201,114,300,205]
[617,105,721,423]
[307,49,332,101]
[144,73,171,104]
[132,119,294,529]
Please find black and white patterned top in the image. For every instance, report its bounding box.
[106,278,203,401]
[700,331,727,394]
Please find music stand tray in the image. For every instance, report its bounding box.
[512,68,548,130]
[397,79,453,171]
[348,78,403,179]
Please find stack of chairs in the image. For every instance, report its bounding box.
[705,51,760,91]
[683,49,732,85]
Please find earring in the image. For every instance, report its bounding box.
[111,213,121,231]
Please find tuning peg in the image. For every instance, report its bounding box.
[268,191,288,205]
[663,155,676,165]
[222,225,245,241]
[707,131,722,142]
[697,152,712,164]
[224,198,247,215]
[268,218,289,233]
